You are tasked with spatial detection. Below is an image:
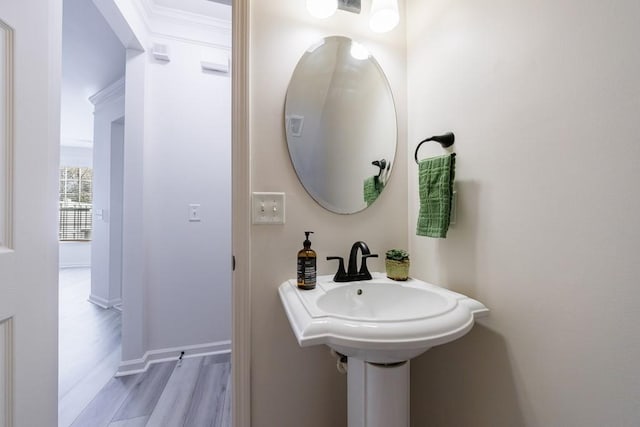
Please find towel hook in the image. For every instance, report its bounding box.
[372,159,387,178]
[414,132,455,164]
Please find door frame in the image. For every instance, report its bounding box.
[231,1,251,426]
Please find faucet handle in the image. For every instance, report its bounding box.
[327,256,348,282]
[359,253,378,279]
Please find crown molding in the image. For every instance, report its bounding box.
[141,0,230,31]
[89,77,125,107]
[133,0,231,49]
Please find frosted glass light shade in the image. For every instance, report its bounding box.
[307,0,338,19]
[370,0,399,33]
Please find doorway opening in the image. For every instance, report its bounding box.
[58,0,234,425]
[58,0,125,425]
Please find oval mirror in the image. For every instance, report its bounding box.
[285,36,397,214]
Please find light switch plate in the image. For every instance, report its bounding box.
[189,204,201,222]
[252,192,285,225]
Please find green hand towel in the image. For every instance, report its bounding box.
[364,176,384,206]
[416,154,455,238]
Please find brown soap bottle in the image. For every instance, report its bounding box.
[297,231,317,290]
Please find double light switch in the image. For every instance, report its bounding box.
[252,192,285,225]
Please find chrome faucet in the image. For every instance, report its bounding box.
[327,241,378,282]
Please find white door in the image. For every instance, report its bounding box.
[0,0,61,426]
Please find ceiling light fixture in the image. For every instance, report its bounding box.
[306,0,399,33]
[306,0,338,19]
[369,0,399,33]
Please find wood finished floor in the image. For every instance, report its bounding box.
[59,268,232,427]
[70,354,231,427]
[59,268,122,427]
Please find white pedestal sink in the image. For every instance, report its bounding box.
[279,273,489,427]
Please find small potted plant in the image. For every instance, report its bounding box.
[385,249,410,281]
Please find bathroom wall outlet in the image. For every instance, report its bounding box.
[252,192,285,225]
[188,204,201,222]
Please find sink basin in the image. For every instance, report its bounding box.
[279,273,488,363]
[316,282,451,322]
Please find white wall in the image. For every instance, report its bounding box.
[59,144,92,168]
[120,48,147,361]
[62,0,125,143]
[407,0,640,425]
[249,2,408,425]
[59,241,91,268]
[143,37,232,352]
[59,144,92,268]
[90,79,125,307]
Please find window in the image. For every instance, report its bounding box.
[59,167,93,241]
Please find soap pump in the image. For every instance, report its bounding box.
[297,231,317,290]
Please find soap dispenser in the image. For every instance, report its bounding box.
[297,231,317,290]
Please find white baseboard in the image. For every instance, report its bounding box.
[87,294,121,309]
[115,340,231,377]
[59,263,91,269]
